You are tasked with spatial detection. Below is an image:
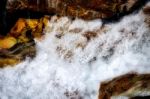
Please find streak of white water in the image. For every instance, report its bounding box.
[0,8,150,99]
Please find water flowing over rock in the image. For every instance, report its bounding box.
[98,4,150,99]
[0,1,150,99]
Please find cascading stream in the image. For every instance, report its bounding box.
[0,3,150,99]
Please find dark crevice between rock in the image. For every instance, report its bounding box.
[0,0,8,36]
[130,96,150,99]
[102,0,150,24]
[0,9,55,36]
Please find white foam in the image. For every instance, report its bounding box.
[0,9,150,99]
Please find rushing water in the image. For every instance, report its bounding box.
[0,5,150,99]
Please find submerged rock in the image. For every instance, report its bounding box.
[98,73,150,99]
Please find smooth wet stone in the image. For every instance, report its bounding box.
[99,73,150,99]
[0,37,17,49]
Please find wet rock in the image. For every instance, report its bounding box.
[0,0,148,35]
[83,31,97,41]
[56,46,73,62]
[0,16,49,68]
[130,96,150,99]
[143,4,150,27]
[6,0,148,20]
[69,28,82,33]
[0,40,36,68]
[9,16,49,39]
[98,73,150,99]
[143,6,150,15]
[0,37,17,49]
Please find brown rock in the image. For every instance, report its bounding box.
[0,0,147,35]
[143,5,150,15]
[0,37,17,49]
[143,5,150,27]
[69,28,82,33]
[0,16,49,68]
[9,16,50,39]
[98,73,150,99]
[83,31,97,41]
[6,0,147,20]
[0,40,36,68]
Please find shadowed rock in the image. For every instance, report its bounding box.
[7,0,149,20]
[130,96,150,99]
[0,0,148,36]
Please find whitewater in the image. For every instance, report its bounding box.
[0,4,150,99]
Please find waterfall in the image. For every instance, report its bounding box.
[0,3,150,99]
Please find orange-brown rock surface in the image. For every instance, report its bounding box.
[0,0,148,36]
[99,73,150,99]
[7,0,148,20]
[143,4,150,27]
[0,16,49,68]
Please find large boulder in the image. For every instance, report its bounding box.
[6,0,148,20]
[99,73,150,99]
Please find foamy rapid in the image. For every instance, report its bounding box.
[0,6,150,99]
